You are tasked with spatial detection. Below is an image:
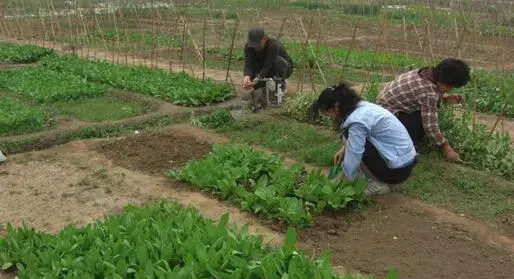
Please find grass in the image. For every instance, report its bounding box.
[399,152,514,228]
[0,114,173,154]
[217,115,339,167]
[212,113,514,230]
[0,95,50,136]
[53,94,155,122]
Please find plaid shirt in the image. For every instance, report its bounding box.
[378,68,446,146]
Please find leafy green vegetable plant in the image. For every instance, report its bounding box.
[0,201,367,278]
[0,95,49,136]
[171,144,366,226]
[41,55,233,106]
[0,67,106,103]
[0,42,55,63]
[439,106,514,178]
[190,109,234,129]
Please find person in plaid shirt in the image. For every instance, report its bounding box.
[378,58,470,162]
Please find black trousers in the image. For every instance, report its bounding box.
[251,56,293,89]
[342,129,415,185]
[396,111,425,148]
[361,140,416,185]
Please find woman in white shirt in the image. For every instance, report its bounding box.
[310,82,417,196]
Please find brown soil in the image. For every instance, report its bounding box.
[95,128,213,175]
[299,194,514,279]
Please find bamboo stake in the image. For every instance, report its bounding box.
[359,21,386,97]
[180,15,203,64]
[169,15,180,72]
[277,15,288,40]
[93,11,108,61]
[180,19,186,73]
[339,23,358,81]
[225,13,239,82]
[296,16,314,93]
[296,15,326,87]
[202,15,206,80]
[402,17,407,55]
[412,23,426,64]
[424,18,434,60]
[10,1,23,39]
[111,3,121,64]
[453,18,461,59]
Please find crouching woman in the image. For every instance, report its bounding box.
[310,82,417,196]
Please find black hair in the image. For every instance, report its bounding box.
[309,82,362,121]
[434,58,470,88]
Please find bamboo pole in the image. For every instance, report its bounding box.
[111,3,121,64]
[277,15,288,40]
[93,11,108,61]
[424,18,434,60]
[202,15,206,80]
[412,23,426,64]
[359,21,386,97]
[453,18,462,59]
[339,23,358,81]
[296,16,314,93]
[296,15,326,87]
[180,18,186,73]
[180,15,203,64]
[402,17,407,55]
[225,13,239,82]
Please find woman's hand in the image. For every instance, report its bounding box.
[333,146,345,166]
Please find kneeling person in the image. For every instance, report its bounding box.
[311,82,417,196]
[378,58,470,162]
[242,27,294,111]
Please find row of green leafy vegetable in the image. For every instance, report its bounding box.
[0,42,233,107]
[0,41,55,63]
[2,201,395,278]
[171,143,366,226]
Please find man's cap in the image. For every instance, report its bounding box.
[248,27,265,49]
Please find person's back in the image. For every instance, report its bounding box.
[376,59,471,162]
[378,69,440,115]
[244,38,293,74]
[343,101,415,170]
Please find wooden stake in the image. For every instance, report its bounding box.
[339,23,358,81]
[225,13,239,82]
[202,15,206,80]
[296,15,326,87]
[277,15,288,40]
[180,15,203,64]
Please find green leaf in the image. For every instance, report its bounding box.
[284,228,297,250]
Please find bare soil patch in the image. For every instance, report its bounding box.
[299,194,514,279]
[95,128,213,175]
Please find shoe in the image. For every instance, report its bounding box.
[0,151,6,163]
[364,179,390,196]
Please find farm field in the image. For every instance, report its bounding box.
[1,1,514,278]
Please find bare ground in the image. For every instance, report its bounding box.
[1,124,513,279]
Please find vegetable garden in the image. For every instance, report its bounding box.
[0,0,513,278]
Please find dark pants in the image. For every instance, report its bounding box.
[251,56,293,89]
[361,141,416,184]
[343,129,415,185]
[396,111,425,148]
